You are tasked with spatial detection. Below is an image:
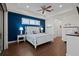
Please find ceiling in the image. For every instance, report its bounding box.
[6,3,79,17]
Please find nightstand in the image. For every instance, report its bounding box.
[17,34,26,43]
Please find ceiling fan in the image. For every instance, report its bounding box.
[38,5,53,14]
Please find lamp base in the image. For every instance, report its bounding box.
[20,31,23,35]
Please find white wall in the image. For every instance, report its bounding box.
[45,18,54,34]
[46,7,79,38]
[45,15,63,38]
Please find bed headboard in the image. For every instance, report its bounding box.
[25,26,40,34]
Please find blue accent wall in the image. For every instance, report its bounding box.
[8,11,45,41]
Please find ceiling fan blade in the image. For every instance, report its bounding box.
[41,5,46,10]
[46,10,51,12]
[46,9,53,12]
[46,6,52,9]
[50,9,54,11]
[42,10,45,14]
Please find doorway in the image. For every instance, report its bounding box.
[0,4,4,55]
[0,3,7,55]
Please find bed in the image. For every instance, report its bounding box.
[25,26,53,48]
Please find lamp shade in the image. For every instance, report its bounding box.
[41,27,43,30]
[19,27,23,31]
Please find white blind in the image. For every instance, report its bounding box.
[35,20,40,25]
[29,20,35,25]
[22,18,40,25]
[22,18,30,24]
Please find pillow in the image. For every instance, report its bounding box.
[32,31,37,34]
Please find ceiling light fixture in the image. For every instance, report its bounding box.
[26,5,30,8]
[59,5,63,8]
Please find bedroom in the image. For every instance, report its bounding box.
[1,3,79,56]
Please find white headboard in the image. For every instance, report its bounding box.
[25,26,40,34]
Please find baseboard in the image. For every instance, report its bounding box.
[8,40,17,44]
[8,40,24,44]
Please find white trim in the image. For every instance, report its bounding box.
[8,40,17,44]
[8,40,25,44]
[0,51,1,54]
[4,12,8,49]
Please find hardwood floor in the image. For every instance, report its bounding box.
[3,37,66,56]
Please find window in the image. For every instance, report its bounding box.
[22,18,40,25]
[29,20,35,25]
[35,20,40,25]
[22,18,30,24]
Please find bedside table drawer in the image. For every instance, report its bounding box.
[17,35,26,43]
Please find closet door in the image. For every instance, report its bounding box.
[0,4,3,53]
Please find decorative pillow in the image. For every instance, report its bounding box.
[32,31,37,34]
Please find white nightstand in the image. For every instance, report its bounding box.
[17,34,26,43]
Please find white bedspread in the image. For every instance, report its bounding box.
[26,33,53,48]
[27,33,49,40]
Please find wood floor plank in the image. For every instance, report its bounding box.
[3,37,66,56]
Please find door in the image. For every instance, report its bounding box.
[0,4,3,54]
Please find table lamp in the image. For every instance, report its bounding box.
[19,27,23,35]
[40,27,43,33]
